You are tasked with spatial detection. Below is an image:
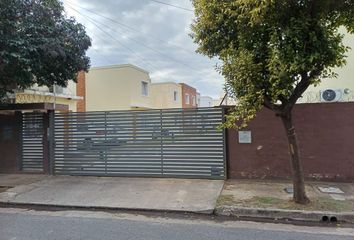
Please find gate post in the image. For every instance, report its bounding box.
[222,107,228,180]
[43,112,50,174]
[160,109,164,175]
[48,110,55,175]
[104,111,108,175]
[15,111,23,172]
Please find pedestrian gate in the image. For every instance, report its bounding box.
[22,112,44,172]
[53,108,225,179]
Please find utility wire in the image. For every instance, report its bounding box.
[64,0,195,55]
[69,6,165,74]
[86,33,119,66]
[69,7,200,87]
[66,4,201,72]
[65,2,218,87]
[148,0,194,12]
[78,13,186,85]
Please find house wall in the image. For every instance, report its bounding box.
[226,102,354,181]
[180,83,197,108]
[129,72,152,109]
[199,96,214,108]
[299,31,354,103]
[151,82,182,109]
[85,65,152,111]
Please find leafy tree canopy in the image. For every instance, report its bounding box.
[192,0,354,128]
[0,0,91,100]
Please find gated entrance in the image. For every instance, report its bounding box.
[53,108,225,179]
[22,112,45,172]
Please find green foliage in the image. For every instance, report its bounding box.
[191,0,354,128]
[0,0,91,100]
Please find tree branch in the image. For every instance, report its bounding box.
[282,67,322,114]
[263,95,282,114]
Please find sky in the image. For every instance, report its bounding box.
[61,0,225,98]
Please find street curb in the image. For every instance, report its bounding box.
[1,201,353,225]
[215,206,354,224]
[0,201,213,215]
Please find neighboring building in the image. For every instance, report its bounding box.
[13,80,81,112]
[298,30,354,104]
[150,82,182,109]
[196,92,201,107]
[213,91,237,106]
[83,64,153,111]
[77,64,201,111]
[180,83,197,108]
[199,96,214,108]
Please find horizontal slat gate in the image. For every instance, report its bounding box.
[22,113,44,172]
[54,108,225,179]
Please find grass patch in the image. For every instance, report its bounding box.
[216,194,237,207]
[218,194,354,212]
[253,196,284,205]
[291,197,354,212]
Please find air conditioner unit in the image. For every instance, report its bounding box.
[320,89,343,102]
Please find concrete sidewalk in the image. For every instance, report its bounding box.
[0,175,224,213]
[0,174,47,187]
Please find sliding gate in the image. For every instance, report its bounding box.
[53,108,225,179]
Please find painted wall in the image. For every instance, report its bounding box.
[85,64,152,111]
[227,103,354,181]
[199,96,214,108]
[151,82,182,109]
[299,31,354,103]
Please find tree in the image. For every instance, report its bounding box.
[0,0,91,100]
[191,0,354,204]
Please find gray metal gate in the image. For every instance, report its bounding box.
[22,112,44,172]
[53,108,225,179]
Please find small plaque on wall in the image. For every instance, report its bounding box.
[238,130,251,143]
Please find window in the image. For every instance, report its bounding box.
[192,96,196,106]
[173,91,178,101]
[185,94,190,104]
[141,81,148,96]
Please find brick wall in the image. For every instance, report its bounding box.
[180,83,197,108]
[76,71,86,112]
[226,102,354,181]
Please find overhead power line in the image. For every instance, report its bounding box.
[64,1,220,87]
[67,5,170,73]
[66,4,201,72]
[64,0,195,55]
[148,0,194,12]
[74,10,188,86]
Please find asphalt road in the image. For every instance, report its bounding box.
[0,208,353,240]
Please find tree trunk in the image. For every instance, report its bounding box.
[280,113,309,204]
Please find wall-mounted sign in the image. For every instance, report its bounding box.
[238,130,251,143]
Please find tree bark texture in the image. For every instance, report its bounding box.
[280,113,309,204]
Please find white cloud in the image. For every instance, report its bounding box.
[62,0,224,98]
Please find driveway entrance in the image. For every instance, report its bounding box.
[53,108,226,179]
